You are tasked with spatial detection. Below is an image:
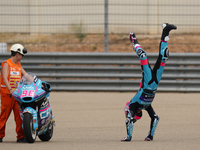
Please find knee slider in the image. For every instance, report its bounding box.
[136,49,147,59]
[126,117,132,125]
[154,115,159,121]
[126,109,134,122]
[162,48,169,62]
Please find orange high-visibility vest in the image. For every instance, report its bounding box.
[0,58,22,94]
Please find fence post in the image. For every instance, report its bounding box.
[104,0,109,52]
[30,0,39,34]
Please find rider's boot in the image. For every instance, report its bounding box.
[129,32,139,51]
[145,135,153,141]
[161,23,177,42]
[121,110,134,142]
[144,115,159,141]
[129,32,147,60]
[160,23,177,62]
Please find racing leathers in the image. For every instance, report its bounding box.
[122,23,177,141]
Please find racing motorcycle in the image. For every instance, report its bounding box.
[12,73,55,143]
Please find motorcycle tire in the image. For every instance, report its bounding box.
[23,113,37,143]
[38,122,53,142]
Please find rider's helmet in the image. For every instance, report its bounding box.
[10,44,27,56]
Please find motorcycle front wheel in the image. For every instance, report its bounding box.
[23,113,37,143]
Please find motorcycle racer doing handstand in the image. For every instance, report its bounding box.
[121,23,177,142]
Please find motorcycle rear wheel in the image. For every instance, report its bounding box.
[23,113,37,143]
[38,122,53,142]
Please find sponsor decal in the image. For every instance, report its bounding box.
[137,49,143,56]
[10,71,19,75]
[41,100,48,108]
[21,90,35,98]
[140,53,146,59]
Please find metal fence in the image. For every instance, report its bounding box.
[0,0,200,52]
[0,52,200,92]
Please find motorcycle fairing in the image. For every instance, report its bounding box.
[13,78,47,103]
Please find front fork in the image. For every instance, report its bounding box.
[23,106,38,131]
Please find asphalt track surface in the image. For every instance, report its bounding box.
[0,92,200,150]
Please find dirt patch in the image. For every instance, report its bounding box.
[1,33,200,53]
